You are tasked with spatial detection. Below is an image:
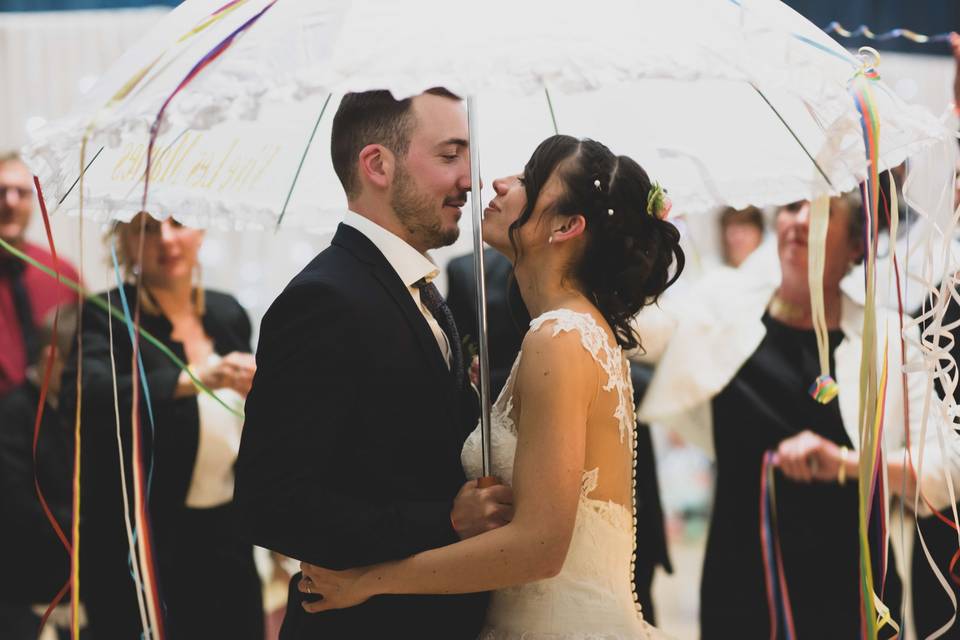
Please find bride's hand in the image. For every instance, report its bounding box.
[298,562,373,613]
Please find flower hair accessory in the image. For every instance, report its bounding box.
[646,181,672,220]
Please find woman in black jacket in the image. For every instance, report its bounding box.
[62,212,263,639]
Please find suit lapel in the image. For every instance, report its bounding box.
[332,224,455,388]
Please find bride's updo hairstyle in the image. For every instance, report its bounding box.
[510,135,684,351]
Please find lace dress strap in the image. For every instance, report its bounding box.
[528,309,636,444]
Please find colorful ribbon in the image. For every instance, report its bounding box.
[73,5,279,635]
[807,195,839,404]
[28,177,74,638]
[0,237,239,419]
[105,286,152,637]
[760,451,797,640]
[849,51,900,639]
[141,0,279,213]
[824,22,954,45]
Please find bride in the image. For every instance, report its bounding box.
[299,134,684,639]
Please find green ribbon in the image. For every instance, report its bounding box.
[0,236,243,419]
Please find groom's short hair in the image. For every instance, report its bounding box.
[331,88,460,199]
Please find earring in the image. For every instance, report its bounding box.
[547,236,554,244]
[193,262,206,315]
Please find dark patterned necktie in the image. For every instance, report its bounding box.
[415,279,465,386]
[1,257,38,365]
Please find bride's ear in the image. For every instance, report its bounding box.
[551,215,586,244]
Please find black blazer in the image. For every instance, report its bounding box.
[0,381,72,603]
[236,224,487,640]
[629,365,673,579]
[60,286,253,636]
[446,249,528,398]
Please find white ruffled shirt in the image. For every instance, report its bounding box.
[185,353,245,509]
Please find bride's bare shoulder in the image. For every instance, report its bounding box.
[517,317,599,391]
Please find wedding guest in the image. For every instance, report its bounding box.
[61,213,263,639]
[0,152,78,398]
[0,306,82,639]
[911,37,960,635]
[636,194,960,638]
[446,248,527,398]
[718,205,764,268]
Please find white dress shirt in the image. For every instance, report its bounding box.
[342,210,451,368]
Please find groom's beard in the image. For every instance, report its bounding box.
[391,163,460,249]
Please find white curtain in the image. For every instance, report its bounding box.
[0,7,170,151]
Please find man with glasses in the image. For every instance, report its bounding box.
[0,152,78,398]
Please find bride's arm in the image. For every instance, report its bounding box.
[299,327,597,610]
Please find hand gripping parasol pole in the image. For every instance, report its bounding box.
[466,95,495,487]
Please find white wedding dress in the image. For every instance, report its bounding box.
[462,309,667,640]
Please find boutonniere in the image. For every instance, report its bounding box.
[461,334,478,361]
[462,335,480,388]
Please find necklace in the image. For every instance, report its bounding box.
[768,291,807,323]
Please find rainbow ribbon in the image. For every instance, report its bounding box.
[824,22,954,45]
[28,178,74,638]
[141,0,279,212]
[92,4,280,636]
[760,451,797,640]
[849,55,900,639]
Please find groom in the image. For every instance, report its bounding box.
[236,89,512,639]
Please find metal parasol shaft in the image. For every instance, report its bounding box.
[466,95,493,479]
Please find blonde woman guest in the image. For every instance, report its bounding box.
[61,213,262,639]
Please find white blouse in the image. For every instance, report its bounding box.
[185,353,245,509]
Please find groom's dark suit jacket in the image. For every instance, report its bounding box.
[236,224,488,639]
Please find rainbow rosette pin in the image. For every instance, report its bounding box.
[808,374,839,404]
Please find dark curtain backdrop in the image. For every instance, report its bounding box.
[1,0,178,10]
[786,0,960,55]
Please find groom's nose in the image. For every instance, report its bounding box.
[457,172,482,193]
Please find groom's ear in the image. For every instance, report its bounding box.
[357,144,394,191]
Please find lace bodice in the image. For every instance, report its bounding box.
[461,309,665,640]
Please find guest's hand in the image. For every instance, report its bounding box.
[450,478,514,540]
[298,562,372,613]
[775,430,845,483]
[199,351,256,396]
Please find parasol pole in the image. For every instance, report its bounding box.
[466,95,495,485]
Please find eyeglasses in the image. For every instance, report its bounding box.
[0,185,35,200]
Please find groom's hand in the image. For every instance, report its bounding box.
[450,479,514,540]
